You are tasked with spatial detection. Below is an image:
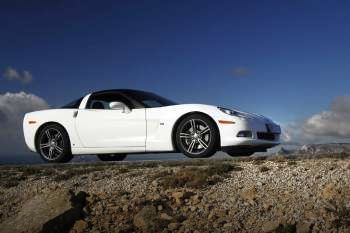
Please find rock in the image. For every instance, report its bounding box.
[122,204,129,212]
[1,158,349,233]
[223,222,233,228]
[160,213,173,221]
[191,194,201,205]
[321,183,338,200]
[151,180,158,186]
[168,222,180,230]
[0,189,74,233]
[240,187,257,204]
[71,220,88,233]
[172,191,184,205]
[261,220,281,233]
[133,205,158,232]
[147,193,161,201]
[296,222,312,233]
[172,191,194,205]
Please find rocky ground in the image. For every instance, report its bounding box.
[0,155,350,233]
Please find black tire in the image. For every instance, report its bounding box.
[97,154,127,161]
[175,114,218,158]
[36,124,73,163]
[226,151,255,157]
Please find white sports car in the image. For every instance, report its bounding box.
[23,89,281,163]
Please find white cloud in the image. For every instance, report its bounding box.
[0,92,49,157]
[282,96,350,145]
[281,121,303,145]
[3,67,33,84]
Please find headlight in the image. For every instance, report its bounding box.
[218,107,242,117]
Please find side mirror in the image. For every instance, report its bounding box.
[109,101,131,113]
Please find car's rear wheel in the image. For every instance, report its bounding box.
[97,154,127,161]
[175,114,218,158]
[37,124,73,163]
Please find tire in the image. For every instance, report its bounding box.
[36,124,73,163]
[97,154,127,161]
[175,114,218,158]
[226,151,255,157]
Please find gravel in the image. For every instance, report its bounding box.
[0,158,349,233]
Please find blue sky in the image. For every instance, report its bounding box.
[1,1,350,135]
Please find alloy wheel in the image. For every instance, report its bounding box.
[179,119,211,155]
[39,128,64,161]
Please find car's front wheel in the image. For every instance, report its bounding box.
[37,124,73,163]
[97,154,127,161]
[175,114,219,158]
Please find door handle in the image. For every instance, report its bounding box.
[73,110,78,118]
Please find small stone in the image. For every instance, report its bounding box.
[240,187,257,204]
[262,220,280,233]
[168,222,180,230]
[160,213,173,220]
[321,183,338,199]
[296,222,312,233]
[152,180,158,186]
[157,205,163,211]
[72,220,88,233]
[122,205,129,212]
[172,191,194,205]
[192,195,201,205]
[172,191,184,205]
[133,205,158,232]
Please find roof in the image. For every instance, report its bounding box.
[91,89,149,95]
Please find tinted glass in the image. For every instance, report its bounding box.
[61,97,83,109]
[87,92,133,109]
[127,91,177,108]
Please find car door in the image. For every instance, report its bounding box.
[75,92,146,148]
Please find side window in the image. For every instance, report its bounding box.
[87,92,133,110]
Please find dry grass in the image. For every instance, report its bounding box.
[158,163,242,189]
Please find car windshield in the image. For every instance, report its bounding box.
[128,91,177,108]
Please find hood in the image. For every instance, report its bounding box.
[233,109,273,123]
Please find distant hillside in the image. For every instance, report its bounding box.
[273,143,350,158]
[298,143,350,155]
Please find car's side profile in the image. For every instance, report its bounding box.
[23,89,281,163]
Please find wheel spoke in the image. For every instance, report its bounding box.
[54,132,61,140]
[198,138,208,149]
[180,132,191,138]
[190,119,196,131]
[45,130,52,140]
[40,143,50,149]
[199,126,210,135]
[187,140,196,153]
[48,147,54,158]
[54,145,63,153]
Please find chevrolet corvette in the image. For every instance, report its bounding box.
[23,89,281,163]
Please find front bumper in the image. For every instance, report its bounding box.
[218,116,281,149]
